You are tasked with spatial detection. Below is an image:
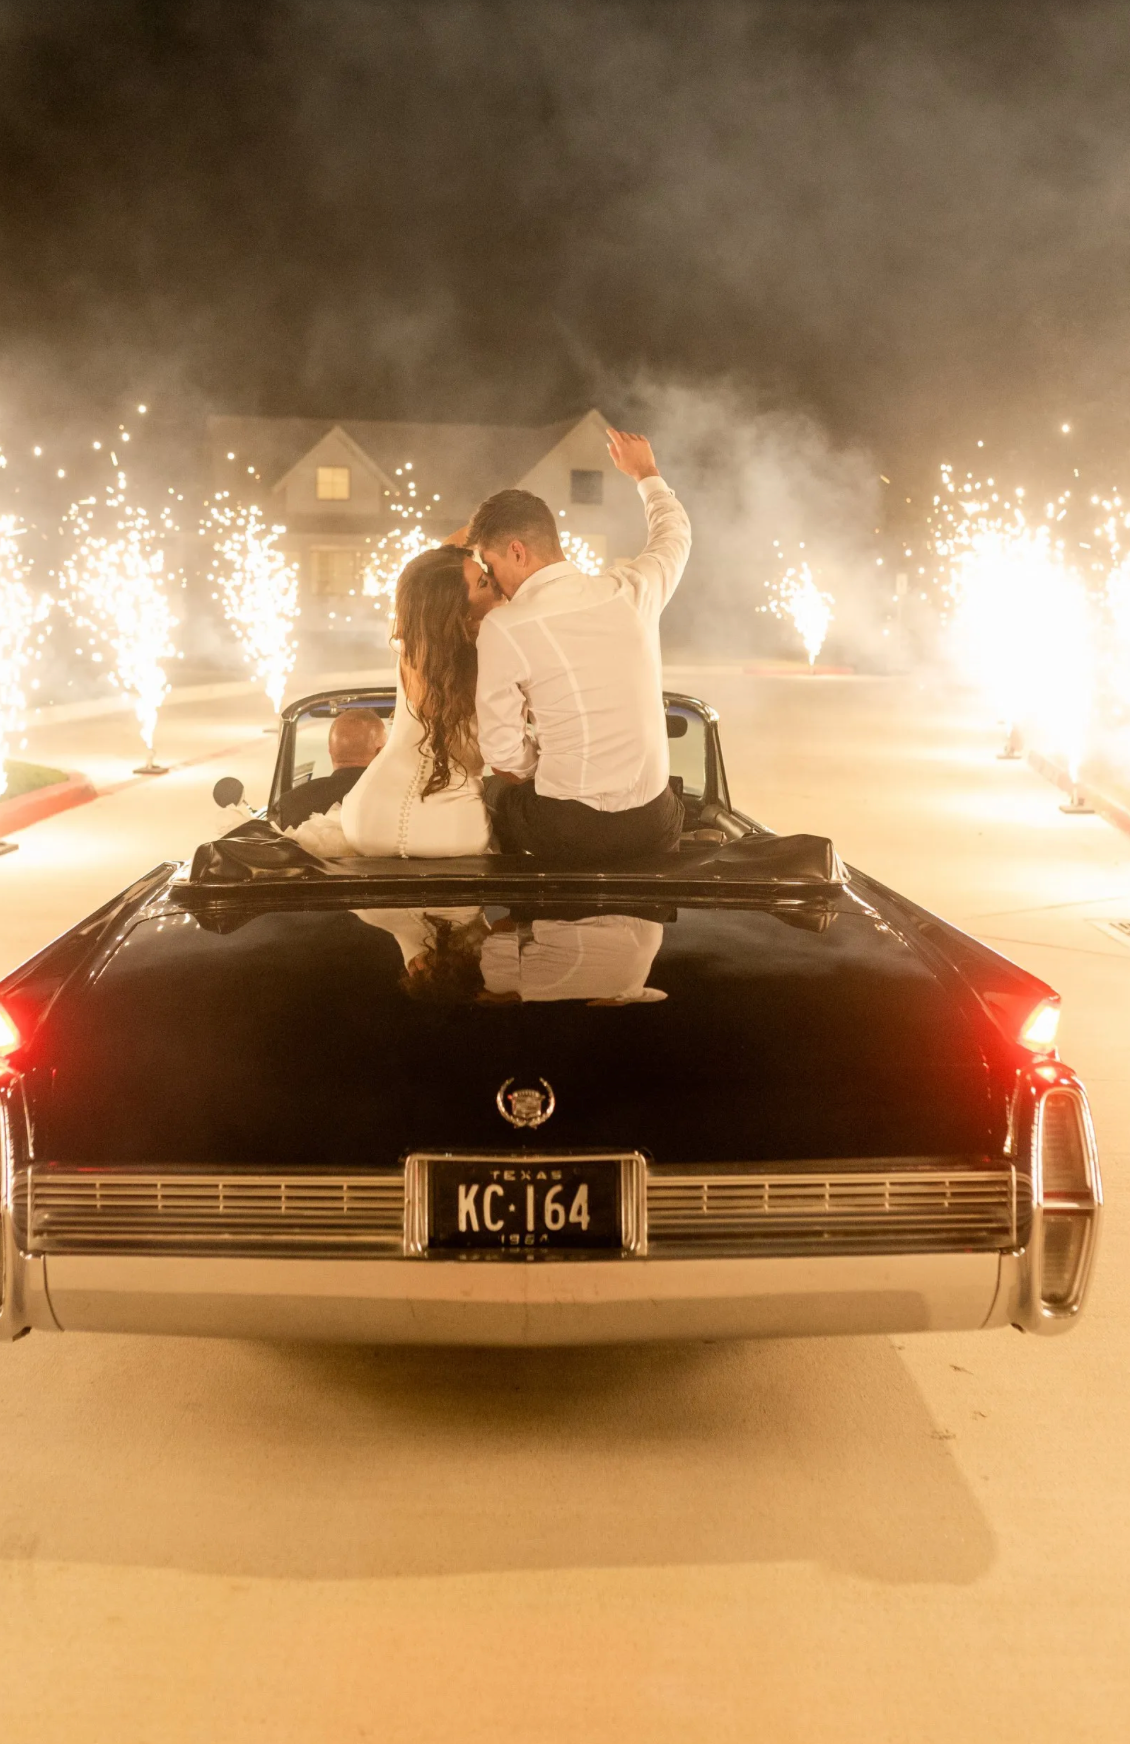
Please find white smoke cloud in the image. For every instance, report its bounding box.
[625,379,883,660]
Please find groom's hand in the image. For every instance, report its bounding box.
[606,428,660,482]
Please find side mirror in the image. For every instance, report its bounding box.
[666,714,689,739]
[213,776,246,809]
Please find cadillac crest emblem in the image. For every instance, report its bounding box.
[496,1077,556,1129]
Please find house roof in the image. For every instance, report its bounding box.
[206,413,592,516]
[272,423,394,494]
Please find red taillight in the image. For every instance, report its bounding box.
[983,990,1061,1053]
[0,1004,20,1057]
[1019,999,1061,1052]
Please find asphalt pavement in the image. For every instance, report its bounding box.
[1,667,1128,1744]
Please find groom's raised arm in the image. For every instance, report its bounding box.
[475,614,538,780]
[605,429,691,622]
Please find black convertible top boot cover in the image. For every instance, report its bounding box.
[189,820,846,889]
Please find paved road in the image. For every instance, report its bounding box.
[1,670,1128,1743]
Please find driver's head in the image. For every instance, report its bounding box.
[328,708,386,770]
[467,489,564,599]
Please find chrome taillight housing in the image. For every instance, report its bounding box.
[1014,1071,1102,1331]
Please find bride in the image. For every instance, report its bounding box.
[291,545,497,859]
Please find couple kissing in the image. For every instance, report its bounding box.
[295,428,692,865]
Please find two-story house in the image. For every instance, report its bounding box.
[206,409,645,631]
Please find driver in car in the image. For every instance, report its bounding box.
[277,709,387,830]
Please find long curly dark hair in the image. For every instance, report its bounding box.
[399,914,487,1004]
[394,546,478,797]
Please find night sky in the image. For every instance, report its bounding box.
[2,1,1130,474]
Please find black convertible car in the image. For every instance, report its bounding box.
[0,686,1102,1344]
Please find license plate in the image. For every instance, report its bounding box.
[426,1156,623,1254]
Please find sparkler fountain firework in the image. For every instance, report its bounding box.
[929,457,1130,813]
[0,515,44,841]
[765,556,835,667]
[207,500,299,712]
[1088,496,1130,806]
[61,476,178,773]
[1107,563,1130,732]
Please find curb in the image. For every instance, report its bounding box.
[1026,749,1130,837]
[0,772,99,836]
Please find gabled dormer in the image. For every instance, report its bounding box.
[272,424,394,517]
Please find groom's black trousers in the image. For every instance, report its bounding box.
[485,777,684,863]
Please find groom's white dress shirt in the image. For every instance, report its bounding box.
[480,915,667,1003]
[475,475,692,812]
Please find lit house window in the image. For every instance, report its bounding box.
[310,548,360,594]
[316,465,351,501]
[570,469,603,505]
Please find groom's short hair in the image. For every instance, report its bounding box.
[468,489,563,558]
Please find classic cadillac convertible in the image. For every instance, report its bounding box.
[0,688,1102,1344]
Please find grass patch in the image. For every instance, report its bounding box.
[2,760,70,801]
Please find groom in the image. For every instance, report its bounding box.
[469,429,691,863]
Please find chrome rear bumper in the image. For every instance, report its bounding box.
[35,1248,1004,1344]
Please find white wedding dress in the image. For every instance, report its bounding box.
[336,661,492,858]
